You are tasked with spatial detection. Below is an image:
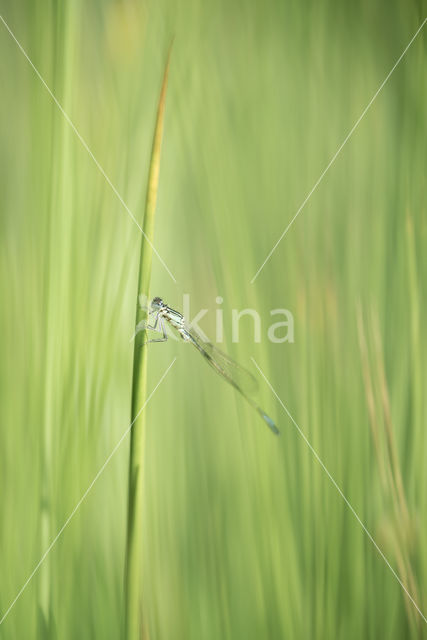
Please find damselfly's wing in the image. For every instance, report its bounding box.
[184,324,258,395]
[184,323,279,435]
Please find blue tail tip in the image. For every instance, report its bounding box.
[261,412,280,435]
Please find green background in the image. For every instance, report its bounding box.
[0,0,426,638]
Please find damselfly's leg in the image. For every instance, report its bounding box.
[144,316,168,344]
[134,310,159,338]
[147,311,161,331]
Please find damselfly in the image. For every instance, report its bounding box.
[136,297,279,435]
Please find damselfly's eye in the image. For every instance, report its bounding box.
[151,297,163,308]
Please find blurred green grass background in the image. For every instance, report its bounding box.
[0,0,426,638]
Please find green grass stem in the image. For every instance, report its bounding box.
[124,48,172,640]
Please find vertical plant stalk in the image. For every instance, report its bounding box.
[357,304,421,633]
[124,49,172,640]
[39,4,77,634]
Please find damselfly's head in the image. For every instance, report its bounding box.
[151,297,165,312]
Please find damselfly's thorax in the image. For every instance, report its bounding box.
[163,306,185,329]
[151,297,185,330]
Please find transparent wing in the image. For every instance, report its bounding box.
[184,324,258,395]
[183,323,279,435]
